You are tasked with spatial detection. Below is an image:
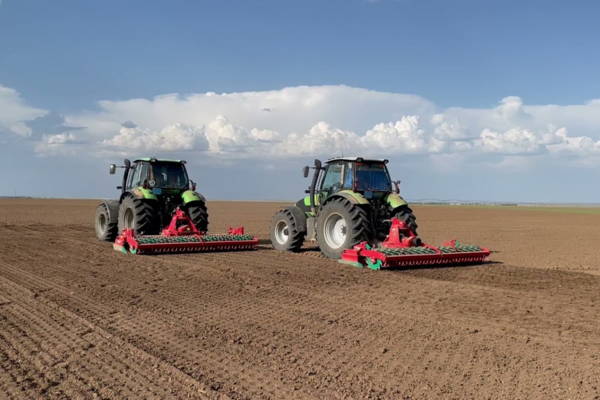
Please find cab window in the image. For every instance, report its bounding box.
[355,163,391,192]
[151,163,189,189]
[129,163,149,188]
[343,162,354,189]
[126,165,138,190]
[320,163,343,193]
[138,163,150,186]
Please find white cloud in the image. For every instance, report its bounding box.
[479,128,543,154]
[65,85,434,141]
[104,122,208,152]
[0,85,47,137]
[45,132,76,145]
[280,122,359,156]
[33,132,79,155]
[204,115,279,153]
[361,116,427,153]
[477,125,600,156]
[4,84,600,168]
[546,127,600,155]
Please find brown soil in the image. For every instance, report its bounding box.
[0,199,598,399]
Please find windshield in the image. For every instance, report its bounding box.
[355,163,391,192]
[151,162,189,189]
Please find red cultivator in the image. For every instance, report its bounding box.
[339,218,490,270]
[114,208,258,255]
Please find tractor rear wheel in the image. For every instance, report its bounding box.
[316,198,370,259]
[95,202,118,241]
[393,205,418,235]
[270,208,306,252]
[117,196,159,235]
[185,201,209,232]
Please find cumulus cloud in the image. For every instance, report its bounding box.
[104,122,208,152]
[4,83,600,168]
[546,127,600,155]
[0,85,47,137]
[33,132,79,155]
[65,85,434,140]
[479,128,543,154]
[361,116,427,153]
[477,125,600,156]
[280,122,358,156]
[204,115,279,153]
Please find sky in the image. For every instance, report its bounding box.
[1,0,600,203]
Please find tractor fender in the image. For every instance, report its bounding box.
[285,205,307,233]
[325,190,370,206]
[181,190,206,204]
[101,200,120,222]
[385,193,408,209]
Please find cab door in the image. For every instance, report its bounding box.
[319,162,344,200]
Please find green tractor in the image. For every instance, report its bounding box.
[94,158,208,241]
[270,157,419,258]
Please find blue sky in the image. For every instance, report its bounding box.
[1,0,600,202]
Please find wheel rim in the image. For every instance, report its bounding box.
[274,220,289,244]
[98,213,106,232]
[323,212,347,249]
[123,208,135,229]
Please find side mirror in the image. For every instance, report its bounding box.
[392,180,401,194]
[109,164,116,175]
[190,180,197,191]
[302,166,310,178]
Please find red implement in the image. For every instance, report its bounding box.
[339,218,490,270]
[113,208,259,255]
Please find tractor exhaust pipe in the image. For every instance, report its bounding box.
[120,159,131,194]
[309,159,322,214]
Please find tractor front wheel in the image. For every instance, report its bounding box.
[117,196,159,235]
[270,208,305,252]
[316,198,370,259]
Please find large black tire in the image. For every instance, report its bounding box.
[270,208,306,252]
[95,202,118,241]
[185,201,209,232]
[393,205,418,235]
[316,198,371,259]
[117,195,159,235]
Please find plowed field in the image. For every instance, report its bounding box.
[1,199,598,399]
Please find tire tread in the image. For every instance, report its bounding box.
[270,208,306,252]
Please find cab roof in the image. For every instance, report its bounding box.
[134,157,186,164]
[326,157,388,164]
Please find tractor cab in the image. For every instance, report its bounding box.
[300,157,395,214]
[147,161,189,190]
[317,158,392,201]
[111,158,193,195]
